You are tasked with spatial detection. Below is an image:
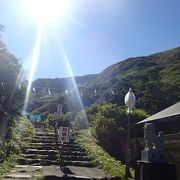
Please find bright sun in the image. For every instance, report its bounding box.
[22,0,69,25]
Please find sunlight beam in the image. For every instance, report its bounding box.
[62,49,89,127]
[23,26,42,112]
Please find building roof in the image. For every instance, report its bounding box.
[137,101,180,124]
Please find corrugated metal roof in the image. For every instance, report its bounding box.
[137,101,180,124]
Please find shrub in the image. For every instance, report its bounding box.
[89,103,149,159]
[74,111,89,129]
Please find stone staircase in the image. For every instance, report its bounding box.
[17,129,95,168]
[2,123,106,179]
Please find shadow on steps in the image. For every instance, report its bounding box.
[42,175,122,180]
[42,175,91,179]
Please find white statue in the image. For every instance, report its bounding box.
[124,88,136,113]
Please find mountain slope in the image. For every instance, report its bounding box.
[94,47,180,84]
[30,47,180,115]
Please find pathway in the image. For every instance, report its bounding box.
[1,123,107,180]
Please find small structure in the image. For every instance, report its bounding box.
[138,102,180,134]
[135,102,179,180]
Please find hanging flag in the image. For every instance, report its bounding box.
[80,91,83,97]
[111,89,115,95]
[1,82,4,90]
[65,89,68,95]
[94,89,97,96]
[32,86,36,93]
[18,84,21,90]
[18,83,22,90]
[48,88,51,95]
[1,95,4,102]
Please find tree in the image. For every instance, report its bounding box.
[74,110,89,129]
[46,112,72,127]
[0,27,25,115]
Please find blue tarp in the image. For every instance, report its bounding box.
[28,114,42,122]
[23,112,42,122]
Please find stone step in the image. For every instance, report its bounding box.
[18,157,95,167]
[36,132,55,137]
[33,136,56,140]
[30,142,57,146]
[27,144,83,150]
[41,175,92,180]
[62,147,86,152]
[19,154,58,161]
[3,174,32,179]
[63,140,76,144]
[17,158,41,165]
[28,145,57,150]
[31,139,56,143]
[25,149,58,155]
[62,144,81,148]
[27,143,81,150]
[19,155,93,163]
[31,138,74,143]
[63,161,95,167]
[62,151,87,156]
[17,158,59,165]
[25,145,83,152]
[62,155,92,161]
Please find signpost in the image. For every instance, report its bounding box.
[58,126,70,143]
[55,104,70,172]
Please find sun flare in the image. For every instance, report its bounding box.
[22,0,69,25]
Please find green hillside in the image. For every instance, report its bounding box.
[29,47,180,116]
[0,36,25,116]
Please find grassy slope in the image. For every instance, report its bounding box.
[76,129,134,178]
[0,117,35,176]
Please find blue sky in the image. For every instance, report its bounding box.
[0,0,180,80]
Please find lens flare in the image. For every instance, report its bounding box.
[62,49,89,127]
[23,26,42,112]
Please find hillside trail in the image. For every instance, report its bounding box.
[1,122,108,180]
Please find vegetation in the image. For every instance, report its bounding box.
[29,47,180,116]
[84,103,149,160]
[0,36,25,115]
[0,116,35,175]
[0,155,17,176]
[74,110,89,129]
[76,129,134,179]
[0,27,30,175]
[45,112,72,127]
